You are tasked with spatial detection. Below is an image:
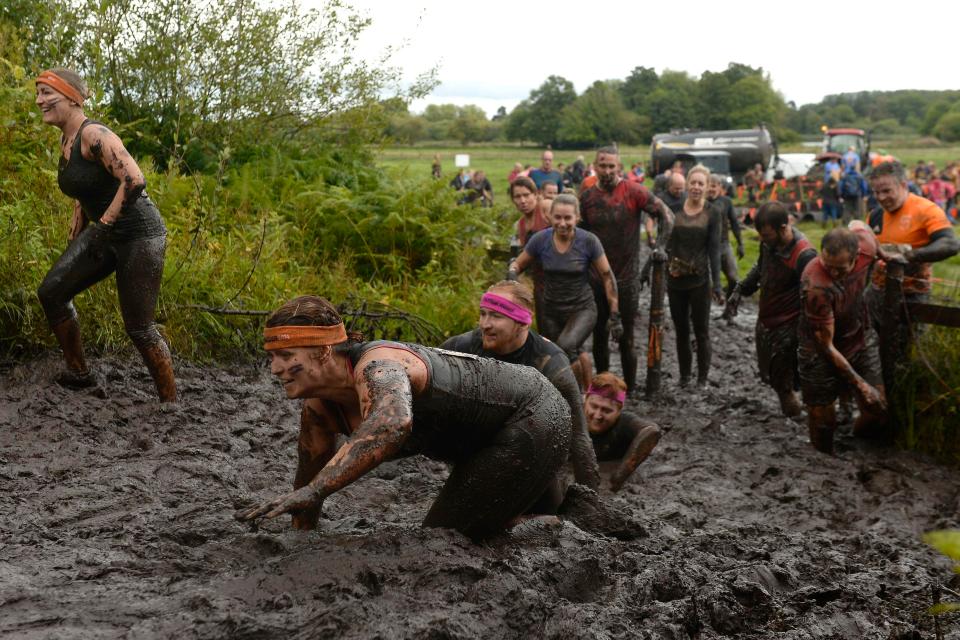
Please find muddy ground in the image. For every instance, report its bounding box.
[3,299,960,639]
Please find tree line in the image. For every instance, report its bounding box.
[386,64,960,147]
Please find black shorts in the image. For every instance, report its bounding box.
[756,320,799,395]
[798,329,883,406]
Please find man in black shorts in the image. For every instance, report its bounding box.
[580,146,674,393]
[799,223,901,453]
[727,202,817,417]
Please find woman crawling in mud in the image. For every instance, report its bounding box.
[34,68,175,401]
[235,295,572,541]
[584,372,662,491]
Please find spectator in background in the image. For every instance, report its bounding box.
[507,162,523,184]
[431,154,441,179]
[557,163,573,190]
[839,167,868,225]
[562,163,577,190]
[570,155,586,187]
[913,160,930,184]
[670,160,684,177]
[450,168,468,192]
[627,163,645,183]
[658,172,686,213]
[841,146,860,173]
[821,165,841,228]
[652,168,672,195]
[529,150,564,192]
[924,174,956,217]
[464,169,494,207]
[743,163,764,203]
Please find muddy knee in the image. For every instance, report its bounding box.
[126,324,164,350]
[37,279,75,325]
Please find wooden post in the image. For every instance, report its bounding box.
[645,260,666,397]
[880,260,906,396]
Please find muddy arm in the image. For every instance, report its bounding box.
[82,124,146,225]
[811,323,885,412]
[644,196,674,256]
[908,228,959,263]
[547,363,601,490]
[235,360,413,522]
[290,399,341,530]
[610,421,662,492]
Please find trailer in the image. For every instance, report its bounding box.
[650,125,776,184]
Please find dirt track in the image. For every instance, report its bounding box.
[3,301,960,639]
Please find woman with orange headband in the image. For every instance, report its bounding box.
[34,68,174,401]
[584,372,661,491]
[235,295,571,541]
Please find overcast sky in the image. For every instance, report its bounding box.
[336,0,960,117]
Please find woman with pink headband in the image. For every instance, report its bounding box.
[584,372,661,491]
[33,68,174,401]
[236,295,572,541]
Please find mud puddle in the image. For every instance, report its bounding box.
[2,301,960,639]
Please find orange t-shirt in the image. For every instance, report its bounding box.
[871,193,951,294]
[579,175,598,193]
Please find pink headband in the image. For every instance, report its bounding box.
[586,385,626,405]
[480,292,532,325]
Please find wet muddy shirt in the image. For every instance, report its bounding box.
[869,193,952,295]
[800,228,877,357]
[524,228,604,309]
[590,411,647,461]
[666,201,722,291]
[740,229,817,329]
[347,340,566,462]
[440,328,600,488]
[709,195,741,247]
[57,119,166,242]
[579,180,654,288]
[517,213,550,247]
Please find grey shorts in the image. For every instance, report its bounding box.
[798,329,883,406]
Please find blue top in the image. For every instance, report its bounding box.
[842,150,860,172]
[529,168,564,192]
[525,228,604,307]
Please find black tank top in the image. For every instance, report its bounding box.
[347,340,554,461]
[57,120,165,241]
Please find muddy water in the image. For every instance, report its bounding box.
[2,304,959,639]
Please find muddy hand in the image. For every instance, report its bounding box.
[607,312,624,342]
[857,383,887,414]
[235,486,319,522]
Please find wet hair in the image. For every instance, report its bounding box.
[687,164,710,183]
[49,68,89,101]
[755,202,789,231]
[590,372,627,394]
[821,228,859,258]
[596,145,619,158]
[509,176,537,198]
[487,280,535,313]
[550,193,580,217]
[869,161,907,183]
[267,295,362,344]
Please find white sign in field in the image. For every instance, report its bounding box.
[455,154,470,168]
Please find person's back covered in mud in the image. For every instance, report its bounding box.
[236,295,570,542]
[584,373,661,491]
[440,280,601,497]
[726,202,817,417]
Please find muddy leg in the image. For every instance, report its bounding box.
[777,390,803,418]
[50,316,95,388]
[807,404,836,454]
[134,340,177,403]
[574,352,592,391]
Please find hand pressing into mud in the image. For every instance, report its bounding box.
[235,486,320,523]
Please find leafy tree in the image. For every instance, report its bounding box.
[644,70,699,131]
[620,66,659,112]
[726,75,785,130]
[933,112,960,143]
[513,75,576,146]
[558,80,647,147]
[697,71,733,129]
[449,105,489,144]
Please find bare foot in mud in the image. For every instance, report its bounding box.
[557,483,646,540]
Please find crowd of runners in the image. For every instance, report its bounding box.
[30,68,960,542]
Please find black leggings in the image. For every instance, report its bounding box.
[422,392,570,541]
[37,225,167,349]
[668,281,712,382]
[537,300,597,363]
[593,282,640,390]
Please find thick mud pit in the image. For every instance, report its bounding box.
[3,302,960,639]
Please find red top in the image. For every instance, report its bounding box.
[579,180,653,284]
[801,227,878,357]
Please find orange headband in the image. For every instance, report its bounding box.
[263,324,348,350]
[35,71,85,106]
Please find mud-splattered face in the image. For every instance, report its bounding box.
[870,175,908,213]
[822,249,856,281]
[478,307,527,354]
[584,393,622,435]
[596,153,619,190]
[268,347,331,398]
[758,224,787,249]
[551,203,579,240]
[35,84,73,126]
[511,185,538,216]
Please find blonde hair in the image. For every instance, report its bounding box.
[486,280,535,313]
[549,193,580,217]
[687,164,710,183]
